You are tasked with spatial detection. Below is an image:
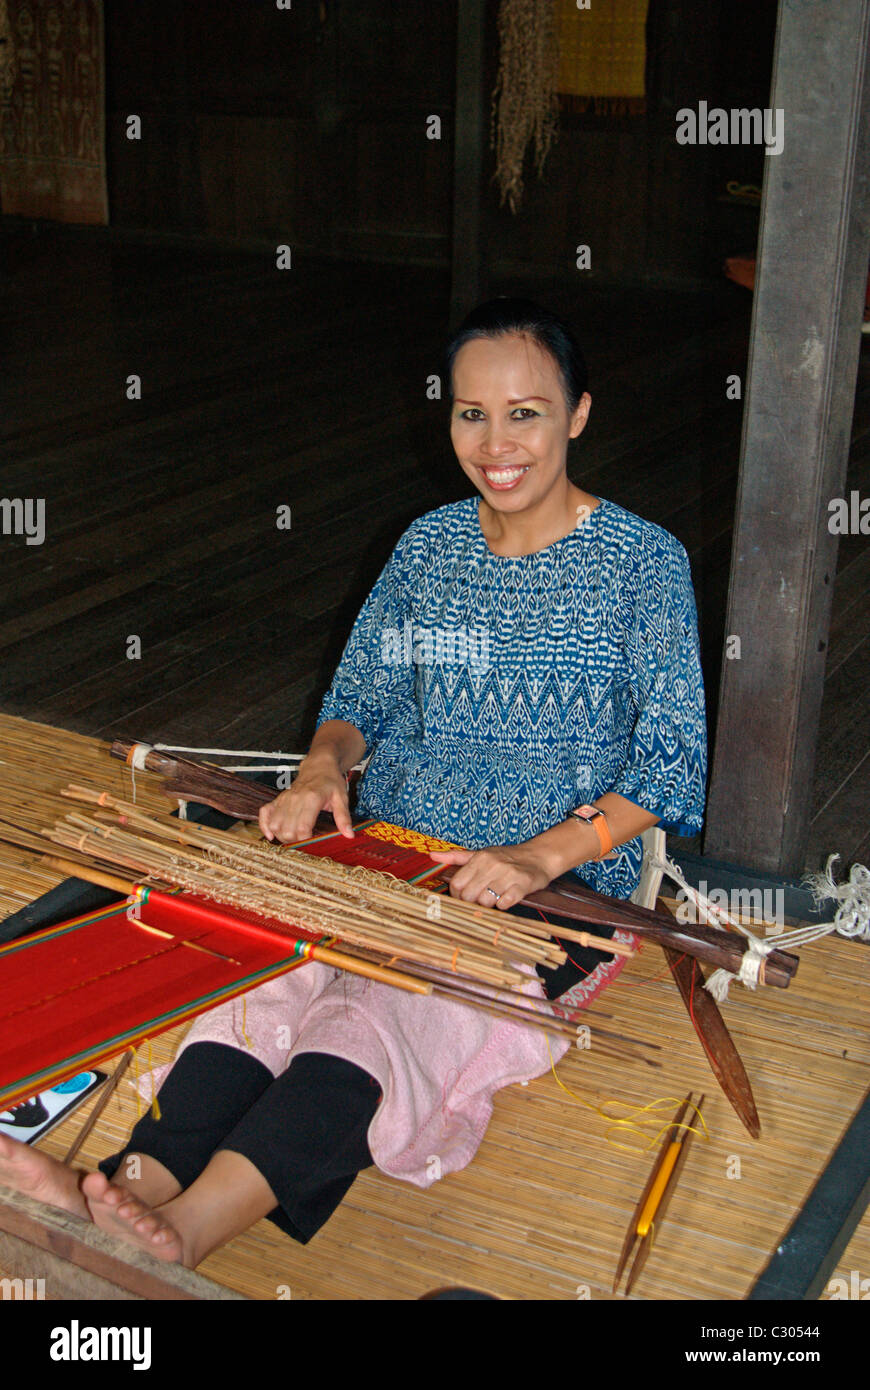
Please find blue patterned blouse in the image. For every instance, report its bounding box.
[317,496,707,899]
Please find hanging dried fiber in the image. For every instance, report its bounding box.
[491,0,561,214]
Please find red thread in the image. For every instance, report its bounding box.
[561,947,593,978]
[533,905,593,978]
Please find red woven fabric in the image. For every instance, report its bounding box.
[0,826,441,1108]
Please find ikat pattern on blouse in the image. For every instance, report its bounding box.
[318,497,707,899]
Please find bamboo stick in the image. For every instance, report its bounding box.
[60,791,637,980]
[20,828,594,1028]
[62,1051,135,1165]
[45,808,562,985]
[40,855,435,996]
[42,854,136,897]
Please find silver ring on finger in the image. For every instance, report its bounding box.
[484,886,502,901]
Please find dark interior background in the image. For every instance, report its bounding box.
[3,0,867,871]
[102,0,777,281]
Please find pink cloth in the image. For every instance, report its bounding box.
[143,963,570,1187]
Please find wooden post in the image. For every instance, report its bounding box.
[449,0,487,326]
[704,0,870,875]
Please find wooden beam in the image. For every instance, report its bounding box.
[705,0,870,875]
[749,1082,870,1301]
[449,0,487,325]
[0,1184,247,1300]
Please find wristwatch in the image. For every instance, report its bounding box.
[569,804,614,860]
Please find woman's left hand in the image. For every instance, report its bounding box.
[428,843,554,910]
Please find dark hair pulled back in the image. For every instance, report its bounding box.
[445,298,588,414]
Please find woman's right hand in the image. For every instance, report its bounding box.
[258,752,354,843]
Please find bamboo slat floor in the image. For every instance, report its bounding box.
[0,714,868,1300]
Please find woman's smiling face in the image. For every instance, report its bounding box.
[450,332,591,512]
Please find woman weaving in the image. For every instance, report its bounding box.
[0,300,706,1266]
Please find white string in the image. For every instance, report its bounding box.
[153,743,304,761]
[804,854,870,941]
[125,742,156,805]
[129,743,154,771]
[649,851,869,1002]
[220,764,300,773]
[124,742,369,817]
[150,743,369,775]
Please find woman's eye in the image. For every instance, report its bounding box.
[457,408,538,421]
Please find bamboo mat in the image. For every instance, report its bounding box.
[1,713,868,1301]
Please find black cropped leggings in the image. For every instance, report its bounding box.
[99,1044,382,1243]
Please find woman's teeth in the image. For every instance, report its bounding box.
[482,466,529,485]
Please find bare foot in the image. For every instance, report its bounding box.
[81,1171,186,1264]
[0,1132,89,1219]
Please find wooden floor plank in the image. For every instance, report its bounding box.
[0,222,867,873]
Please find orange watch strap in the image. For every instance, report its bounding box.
[571,805,614,860]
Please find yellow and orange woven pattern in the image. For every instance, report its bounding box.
[557,0,649,109]
[363,821,458,856]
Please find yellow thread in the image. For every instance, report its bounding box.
[134,1046,141,1120]
[726,180,761,202]
[545,1037,710,1152]
[241,995,252,1049]
[148,1038,161,1121]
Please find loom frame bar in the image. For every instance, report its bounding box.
[749,1084,870,1301]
